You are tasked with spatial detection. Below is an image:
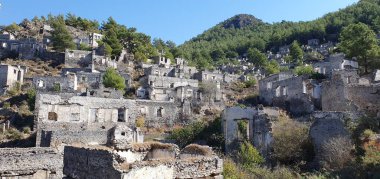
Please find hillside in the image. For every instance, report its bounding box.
[179,0,380,67]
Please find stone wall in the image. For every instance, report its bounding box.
[309,112,351,168]
[64,146,122,179]
[35,94,181,130]
[222,106,278,158]
[64,49,92,68]
[259,74,319,116]
[0,148,62,179]
[0,64,24,90]
[40,51,65,65]
[322,70,380,115]
[33,75,77,93]
[147,75,198,89]
[63,144,223,179]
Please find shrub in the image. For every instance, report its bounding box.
[22,127,31,134]
[272,115,312,165]
[27,88,36,111]
[361,129,375,139]
[53,83,61,92]
[5,128,23,140]
[135,116,145,128]
[294,65,314,76]
[18,101,32,116]
[7,82,21,96]
[103,68,126,91]
[239,141,264,169]
[244,78,256,88]
[168,121,206,148]
[320,136,353,171]
[223,158,248,179]
[3,102,11,109]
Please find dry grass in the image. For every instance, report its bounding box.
[181,144,214,156]
[131,142,177,152]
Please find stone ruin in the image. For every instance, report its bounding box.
[63,125,223,179]
[222,106,280,158]
[0,122,223,179]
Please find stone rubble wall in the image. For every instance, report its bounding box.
[64,145,223,179]
[174,157,223,178]
[0,148,63,179]
[64,146,122,179]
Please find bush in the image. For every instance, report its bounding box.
[135,116,145,128]
[3,102,11,109]
[22,127,31,134]
[27,88,36,111]
[168,121,206,148]
[7,82,21,96]
[238,141,264,169]
[103,68,126,91]
[223,158,248,179]
[272,114,312,165]
[5,128,23,140]
[244,78,256,88]
[294,65,314,76]
[320,136,353,171]
[18,101,32,116]
[361,129,375,139]
[53,83,61,92]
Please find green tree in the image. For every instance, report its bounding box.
[290,41,304,64]
[338,23,380,74]
[264,60,280,75]
[247,48,268,67]
[104,43,113,57]
[102,68,126,91]
[51,16,75,52]
[102,17,123,58]
[4,23,21,34]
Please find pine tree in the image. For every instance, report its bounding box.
[51,16,75,52]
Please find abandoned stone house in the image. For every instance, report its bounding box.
[196,70,224,83]
[144,58,198,79]
[34,94,181,140]
[141,75,199,101]
[89,32,103,48]
[259,59,380,116]
[321,69,380,116]
[313,53,358,77]
[259,71,322,115]
[33,68,126,99]
[0,36,46,59]
[222,106,280,158]
[64,49,117,70]
[0,64,25,94]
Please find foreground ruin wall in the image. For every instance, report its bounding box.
[64,146,122,179]
[0,148,63,179]
[64,145,223,179]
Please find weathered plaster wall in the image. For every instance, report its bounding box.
[122,165,174,179]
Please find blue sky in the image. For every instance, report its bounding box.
[0,0,358,44]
